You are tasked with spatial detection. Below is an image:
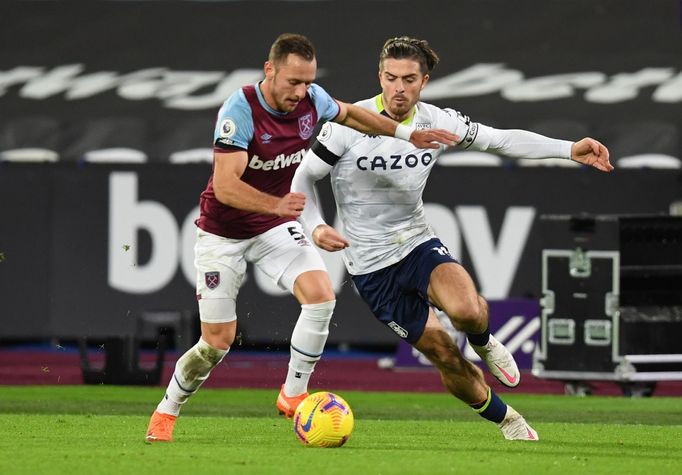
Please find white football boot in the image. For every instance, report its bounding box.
[498,406,539,441]
[470,335,520,388]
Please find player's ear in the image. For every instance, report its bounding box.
[264,61,274,78]
[421,74,430,90]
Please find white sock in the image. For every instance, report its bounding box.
[156,338,228,416]
[284,300,335,397]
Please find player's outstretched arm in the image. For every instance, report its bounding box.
[571,138,614,172]
[471,126,613,172]
[334,101,457,149]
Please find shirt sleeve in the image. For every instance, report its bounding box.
[441,108,481,149]
[213,89,254,151]
[308,83,341,122]
[292,145,334,236]
[441,107,573,159]
[471,125,573,159]
[311,121,352,162]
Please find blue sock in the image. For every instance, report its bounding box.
[467,326,490,346]
[471,387,507,423]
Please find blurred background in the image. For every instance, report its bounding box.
[1,0,681,392]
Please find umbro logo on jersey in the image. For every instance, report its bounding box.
[260,133,272,144]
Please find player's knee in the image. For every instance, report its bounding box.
[442,298,484,328]
[201,325,235,350]
[199,298,238,350]
[292,269,336,304]
[296,277,335,304]
[303,288,336,304]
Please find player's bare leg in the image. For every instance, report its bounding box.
[414,311,488,403]
[414,310,537,441]
[427,263,520,387]
[146,321,233,442]
[277,270,336,417]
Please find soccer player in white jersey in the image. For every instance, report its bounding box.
[292,36,613,441]
[144,34,457,442]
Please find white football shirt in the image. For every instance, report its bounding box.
[294,95,572,275]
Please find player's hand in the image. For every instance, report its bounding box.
[275,192,306,218]
[571,138,614,172]
[410,128,459,150]
[312,224,349,252]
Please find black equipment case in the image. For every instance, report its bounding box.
[533,215,682,395]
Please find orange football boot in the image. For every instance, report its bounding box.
[145,411,177,442]
[276,385,309,418]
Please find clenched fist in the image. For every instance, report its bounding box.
[275,192,306,218]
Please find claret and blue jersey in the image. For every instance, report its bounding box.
[197,82,340,239]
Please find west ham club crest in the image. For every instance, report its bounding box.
[298,113,314,139]
[205,271,220,289]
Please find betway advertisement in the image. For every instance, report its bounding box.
[1,165,680,348]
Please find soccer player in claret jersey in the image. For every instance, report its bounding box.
[292,36,613,441]
[145,33,456,442]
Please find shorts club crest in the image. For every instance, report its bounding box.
[205,271,220,290]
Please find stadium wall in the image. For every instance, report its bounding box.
[1,165,680,345]
[1,0,681,347]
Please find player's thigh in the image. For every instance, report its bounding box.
[194,228,248,324]
[427,262,481,317]
[248,222,328,296]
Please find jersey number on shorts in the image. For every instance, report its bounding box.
[288,226,305,241]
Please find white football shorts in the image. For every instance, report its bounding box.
[194,222,326,323]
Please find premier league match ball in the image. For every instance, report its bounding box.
[293,392,354,448]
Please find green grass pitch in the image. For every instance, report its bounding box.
[1,386,680,474]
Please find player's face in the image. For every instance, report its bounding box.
[263,53,317,112]
[379,58,429,120]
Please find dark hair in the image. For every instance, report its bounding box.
[269,33,316,64]
[379,36,439,75]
